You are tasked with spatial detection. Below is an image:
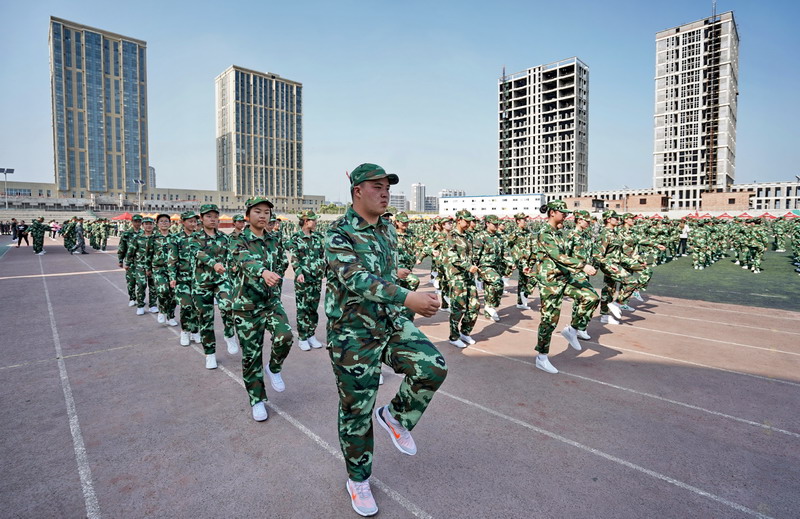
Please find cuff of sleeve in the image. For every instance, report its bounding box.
[390,286,411,305]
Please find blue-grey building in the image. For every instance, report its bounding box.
[49,17,149,197]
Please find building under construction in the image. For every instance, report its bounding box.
[653,10,739,210]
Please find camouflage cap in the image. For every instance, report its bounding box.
[199,203,219,215]
[141,217,154,223]
[180,210,198,220]
[484,214,500,224]
[156,213,171,222]
[296,209,319,221]
[602,209,620,221]
[574,210,591,220]
[621,213,634,220]
[132,214,143,222]
[455,209,475,221]
[513,212,527,220]
[245,196,274,210]
[349,163,399,187]
[232,214,245,222]
[544,200,571,214]
[395,211,410,223]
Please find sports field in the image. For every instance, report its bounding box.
[1,237,798,518]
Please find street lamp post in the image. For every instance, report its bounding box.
[1,168,14,209]
[132,179,145,212]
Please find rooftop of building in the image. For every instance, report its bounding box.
[655,11,736,39]
[216,65,302,86]
[50,16,147,46]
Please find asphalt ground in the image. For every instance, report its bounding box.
[1,236,798,518]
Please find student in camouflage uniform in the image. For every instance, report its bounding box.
[593,210,630,325]
[125,217,158,315]
[191,204,239,369]
[231,214,246,237]
[288,209,326,350]
[29,217,51,255]
[508,213,535,309]
[62,217,77,252]
[97,218,110,251]
[526,202,599,374]
[265,214,289,294]
[394,212,422,320]
[473,214,512,321]
[151,214,178,326]
[118,215,142,305]
[168,211,201,346]
[325,164,445,517]
[229,197,294,421]
[445,209,480,348]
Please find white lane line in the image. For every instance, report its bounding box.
[39,257,101,519]
[646,312,800,336]
[437,389,774,519]
[0,345,139,371]
[78,255,433,519]
[0,268,120,281]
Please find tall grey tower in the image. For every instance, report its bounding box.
[215,65,303,199]
[653,11,739,210]
[49,17,149,196]
[498,57,589,202]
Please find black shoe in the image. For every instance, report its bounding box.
[81,251,89,254]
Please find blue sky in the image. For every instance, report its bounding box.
[1,0,798,202]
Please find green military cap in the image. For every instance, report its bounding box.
[268,212,278,223]
[484,214,500,224]
[199,203,220,215]
[514,212,527,220]
[180,210,198,220]
[349,163,399,187]
[141,217,154,223]
[156,213,171,222]
[574,210,590,220]
[621,213,634,220]
[395,211,410,223]
[245,196,274,210]
[296,209,319,221]
[232,214,245,222]
[602,209,619,221]
[132,214,143,221]
[543,200,571,214]
[454,209,475,221]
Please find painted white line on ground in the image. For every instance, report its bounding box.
[0,345,140,371]
[647,312,800,336]
[624,324,800,357]
[0,268,120,281]
[437,389,774,519]
[39,257,101,519]
[80,255,434,519]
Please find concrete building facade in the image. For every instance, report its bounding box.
[215,66,302,199]
[49,17,149,198]
[654,11,739,210]
[389,192,409,212]
[411,183,426,212]
[439,194,546,218]
[498,57,589,201]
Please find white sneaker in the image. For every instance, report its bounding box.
[600,314,620,325]
[449,339,467,349]
[608,302,622,319]
[632,291,645,302]
[375,405,416,455]
[298,340,311,351]
[520,292,529,305]
[459,334,476,345]
[734,260,740,265]
[308,336,324,349]
[266,369,285,392]
[535,355,558,374]
[485,307,500,321]
[128,300,136,307]
[191,333,201,344]
[205,354,217,369]
[180,331,190,346]
[224,335,239,355]
[576,329,591,340]
[432,279,440,289]
[699,266,704,270]
[561,326,582,351]
[167,318,178,327]
[136,307,145,316]
[439,306,451,313]
[516,304,529,310]
[149,306,158,313]
[252,401,268,422]
[347,479,378,517]
[157,313,166,324]
[502,277,512,287]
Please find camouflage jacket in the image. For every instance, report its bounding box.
[117,228,138,264]
[396,230,422,270]
[472,230,513,275]
[125,232,154,269]
[536,224,586,285]
[28,220,50,239]
[167,231,195,283]
[443,229,475,279]
[190,229,231,288]
[269,230,289,276]
[565,227,594,265]
[229,227,283,310]
[593,226,625,273]
[324,207,409,337]
[288,230,326,281]
[150,231,173,271]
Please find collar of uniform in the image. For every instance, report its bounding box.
[243,227,266,242]
[346,206,385,231]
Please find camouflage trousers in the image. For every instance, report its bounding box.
[620,260,649,298]
[448,276,479,341]
[397,272,420,320]
[234,299,293,406]
[692,248,709,268]
[600,268,637,315]
[746,247,765,269]
[32,235,45,254]
[133,267,156,309]
[63,237,74,251]
[328,317,448,482]
[537,275,599,354]
[152,268,176,319]
[479,266,504,308]
[98,235,108,251]
[515,262,536,305]
[295,277,322,340]
[174,278,199,333]
[124,266,136,300]
[193,282,235,355]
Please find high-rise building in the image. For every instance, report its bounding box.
[215,65,303,199]
[49,17,149,196]
[438,188,466,198]
[411,182,426,212]
[389,192,409,212]
[148,166,156,188]
[498,57,589,202]
[424,196,438,212]
[654,11,739,210]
